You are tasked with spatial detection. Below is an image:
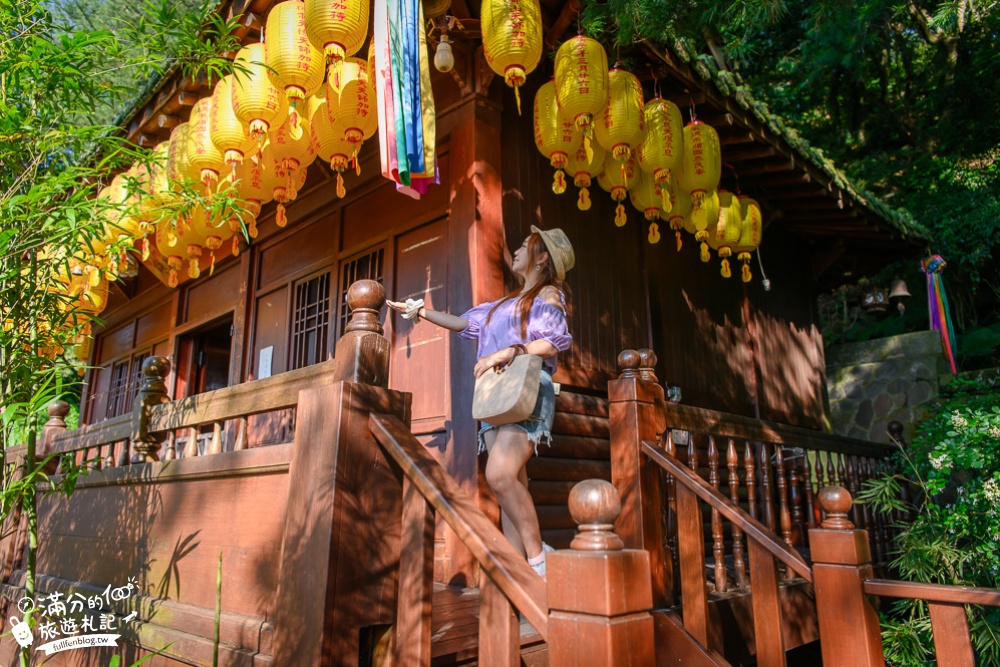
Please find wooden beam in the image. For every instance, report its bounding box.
[738,160,795,176]
[544,0,581,49]
[724,146,777,163]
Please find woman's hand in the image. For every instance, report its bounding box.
[386,298,424,321]
[473,347,516,378]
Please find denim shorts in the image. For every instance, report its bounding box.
[477,369,556,455]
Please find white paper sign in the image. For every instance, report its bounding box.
[259,346,273,379]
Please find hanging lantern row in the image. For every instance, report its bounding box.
[533,33,762,280]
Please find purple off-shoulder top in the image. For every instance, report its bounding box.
[458,295,572,373]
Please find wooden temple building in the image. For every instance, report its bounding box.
[3,0,998,665]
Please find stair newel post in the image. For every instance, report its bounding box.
[40,400,70,474]
[548,479,656,667]
[727,439,747,589]
[809,486,886,667]
[130,356,172,463]
[273,279,409,667]
[608,348,669,607]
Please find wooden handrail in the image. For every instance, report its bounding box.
[369,412,549,639]
[642,441,813,582]
[661,402,891,457]
[49,414,131,455]
[864,579,1000,606]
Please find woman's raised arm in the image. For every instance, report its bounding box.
[387,299,469,333]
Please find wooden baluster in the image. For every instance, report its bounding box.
[665,432,680,599]
[395,479,434,667]
[727,439,746,589]
[184,427,200,458]
[775,448,793,580]
[676,480,712,650]
[858,456,874,551]
[759,443,776,532]
[235,415,249,451]
[209,421,224,455]
[688,433,698,473]
[163,431,177,461]
[928,604,976,666]
[837,452,847,488]
[787,451,804,547]
[847,455,861,529]
[809,487,886,667]
[104,442,116,469]
[745,441,757,521]
[825,451,836,494]
[708,436,727,593]
[549,480,657,666]
[748,539,787,667]
[803,451,816,529]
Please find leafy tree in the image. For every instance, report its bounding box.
[581,0,1000,330]
[1,0,243,663]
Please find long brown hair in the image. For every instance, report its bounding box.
[485,233,565,338]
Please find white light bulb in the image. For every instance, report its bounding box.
[434,36,454,73]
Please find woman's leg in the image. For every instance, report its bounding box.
[483,428,532,555]
[484,425,543,558]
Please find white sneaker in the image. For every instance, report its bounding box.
[528,543,555,579]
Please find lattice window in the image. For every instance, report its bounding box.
[338,246,384,337]
[105,360,131,419]
[122,351,150,414]
[291,271,332,370]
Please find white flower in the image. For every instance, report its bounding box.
[929,453,950,470]
[950,412,968,430]
[984,478,1000,504]
[989,425,1000,439]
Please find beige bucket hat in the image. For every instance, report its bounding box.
[531,225,575,281]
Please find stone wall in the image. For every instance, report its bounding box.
[826,331,948,442]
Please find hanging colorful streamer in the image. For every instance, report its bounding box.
[921,255,958,373]
[374,0,437,197]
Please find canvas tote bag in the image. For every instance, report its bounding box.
[472,354,543,425]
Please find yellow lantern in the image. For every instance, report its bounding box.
[188,202,234,276]
[708,190,743,278]
[220,157,272,252]
[629,170,663,244]
[304,0,368,72]
[259,144,309,228]
[266,1,326,127]
[554,35,609,164]
[155,205,210,287]
[678,120,721,211]
[689,190,720,263]
[595,68,645,164]
[533,79,578,194]
[328,55,377,172]
[481,0,543,114]
[734,195,763,283]
[664,176,692,252]
[309,88,354,199]
[269,108,316,201]
[232,44,288,142]
[211,75,255,172]
[639,98,684,208]
[597,152,638,227]
[187,97,226,188]
[565,131,606,211]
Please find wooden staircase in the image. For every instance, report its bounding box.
[3,283,999,667]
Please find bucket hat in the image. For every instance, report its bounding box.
[530,225,575,281]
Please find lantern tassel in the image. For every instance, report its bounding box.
[583,131,594,165]
[249,219,258,239]
[614,203,627,227]
[741,262,752,283]
[721,258,731,279]
[648,223,661,244]
[188,258,200,280]
[209,252,216,277]
[577,187,591,211]
[553,170,567,195]
[141,237,150,261]
[232,235,240,258]
[514,84,522,115]
[660,186,670,211]
[168,269,178,289]
[276,203,287,228]
[675,230,683,252]
[336,172,346,199]
[353,149,361,176]
[700,242,710,263]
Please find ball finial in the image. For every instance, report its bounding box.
[617,349,641,378]
[637,348,658,381]
[347,279,385,313]
[568,479,624,551]
[887,421,905,443]
[818,486,854,530]
[47,400,71,419]
[142,355,171,379]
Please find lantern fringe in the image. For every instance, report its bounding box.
[647,223,660,244]
[232,236,240,257]
[675,230,682,251]
[276,202,287,228]
[614,202,626,227]
[336,171,346,198]
[577,186,591,210]
[721,258,731,279]
[552,170,566,194]
[741,261,752,283]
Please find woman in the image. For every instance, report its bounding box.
[388,226,574,578]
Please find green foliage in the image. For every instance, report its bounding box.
[859,377,1000,665]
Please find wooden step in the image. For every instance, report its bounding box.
[430,583,546,666]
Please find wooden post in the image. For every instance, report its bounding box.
[39,400,70,473]
[130,356,171,463]
[272,280,411,667]
[808,486,885,667]
[608,348,669,607]
[548,479,656,667]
